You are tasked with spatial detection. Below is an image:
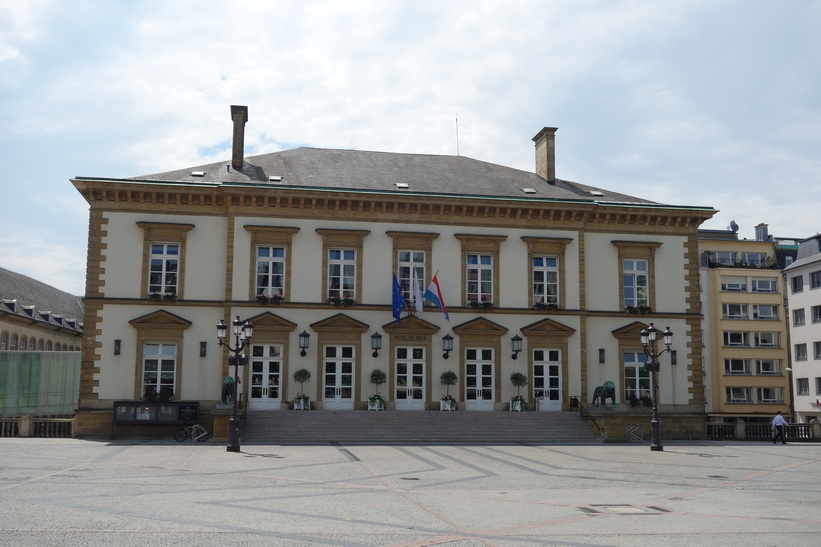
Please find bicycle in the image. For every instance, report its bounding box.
[174,423,211,442]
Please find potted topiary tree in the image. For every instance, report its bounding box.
[440,370,458,410]
[293,368,312,410]
[510,372,528,411]
[368,368,387,410]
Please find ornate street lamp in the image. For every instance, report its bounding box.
[217,316,254,453]
[640,323,673,452]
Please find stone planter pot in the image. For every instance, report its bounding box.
[440,399,455,411]
[367,400,384,411]
[510,400,524,412]
[293,399,310,411]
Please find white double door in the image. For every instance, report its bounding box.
[465,348,494,411]
[323,345,354,410]
[534,349,562,412]
[248,344,282,411]
[394,346,425,410]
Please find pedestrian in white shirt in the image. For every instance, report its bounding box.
[772,411,788,444]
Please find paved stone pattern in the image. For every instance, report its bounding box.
[1,439,820,546]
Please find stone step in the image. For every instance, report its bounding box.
[240,410,601,444]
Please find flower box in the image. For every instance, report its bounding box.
[293,398,310,410]
[510,399,525,412]
[367,400,384,411]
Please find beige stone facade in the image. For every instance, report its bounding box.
[71,111,716,438]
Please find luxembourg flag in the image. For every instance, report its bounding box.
[423,272,449,321]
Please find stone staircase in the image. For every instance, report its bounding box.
[241,410,602,444]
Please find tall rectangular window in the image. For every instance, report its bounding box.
[815,342,821,360]
[256,246,285,298]
[623,352,650,400]
[328,249,356,299]
[142,343,176,399]
[623,259,649,307]
[797,379,809,396]
[397,251,425,304]
[792,275,804,293]
[813,306,821,324]
[148,243,179,295]
[466,253,493,303]
[816,377,821,395]
[533,256,559,305]
[812,271,821,289]
[796,343,808,361]
[794,308,806,327]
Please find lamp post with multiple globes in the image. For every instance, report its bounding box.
[216,316,254,453]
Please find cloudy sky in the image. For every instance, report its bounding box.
[1,1,819,295]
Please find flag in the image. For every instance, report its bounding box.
[392,274,403,324]
[423,272,449,321]
[412,268,423,315]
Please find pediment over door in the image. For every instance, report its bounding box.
[382,315,440,336]
[128,309,192,330]
[611,321,651,341]
[520,317,576,338]
[310,313,369,334]
[246,312,298,333]
[452,317,509,337]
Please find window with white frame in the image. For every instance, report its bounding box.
[148,243,179,295]
[714,251,737,266]
[0,332,5,350]
[815,341,821,360]
[397,250,425,305]
[723,331,749,347]
[623,352,650,400]
[721,276,747,292]
[256,246,285,298]
[141,343,176,400]
[792,275,804,293]
[622,259,649,308]
[532,256,559,305]
[797,378,810,396]
[796,343,808,361]
[722,303,748,319]
[10,334,17,351]
[758,387,783,403]
[328,249,356,300]
[812,270,821,289]
[726,387,752,403]
[812,305,821,324]
[741,252,767,267]
[794,308,806,327]
[466,253,493,304]
[754,332,779,347]
[751,278,777,293]
[752,305,778,320]
[725,359,750,375]
[756,359,781,375]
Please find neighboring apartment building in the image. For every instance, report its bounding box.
[0,267,83,352]
[71,106,716,438]
[699,223,792,426]
[784,234,821,423]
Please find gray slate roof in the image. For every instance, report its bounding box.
[135,147,658,206]
[0,267,83,332]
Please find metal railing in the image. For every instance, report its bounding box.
[0,416,74,438]
[706,422,815,441]
[572,396,605,439]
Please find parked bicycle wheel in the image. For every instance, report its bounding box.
[174,427,190,442]
[195,426,211,442]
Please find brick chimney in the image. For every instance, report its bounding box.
[532,127,558,183]
[230,105,248,169]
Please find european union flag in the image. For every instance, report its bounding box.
[392,274,403,324]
